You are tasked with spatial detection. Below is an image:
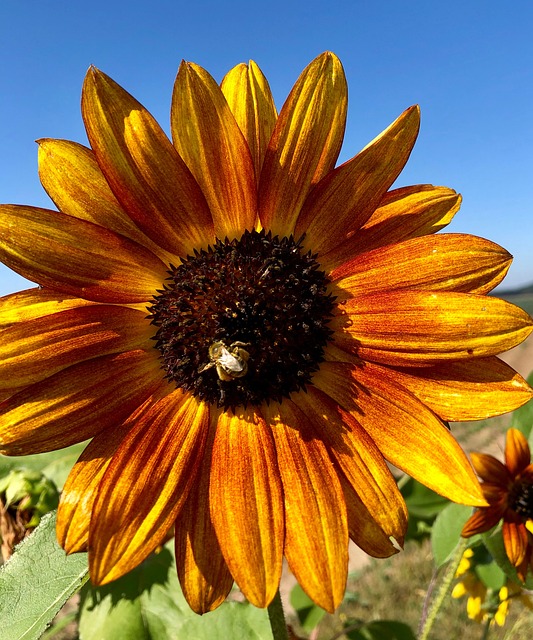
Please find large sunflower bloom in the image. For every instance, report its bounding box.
[0,53,531,614]
[462,429,533,581]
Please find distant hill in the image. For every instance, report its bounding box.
[497,282,533,296]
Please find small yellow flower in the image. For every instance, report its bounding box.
[0,53,531,614]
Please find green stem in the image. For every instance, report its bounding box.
[418,537,469,640]
[480,616,491,640]
[267,589,290,640]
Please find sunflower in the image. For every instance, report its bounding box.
[462,429,533,581]
[0,52,531,614]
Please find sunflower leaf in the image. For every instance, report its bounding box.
[345,619,416,640]
[431,502,472,568]
[0,511,89,640]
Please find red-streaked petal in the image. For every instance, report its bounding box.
[0,350,163,455]
[330,234,512,296]
[313,361,487,506]
[0,305,153,388]
[333,291,533,365]
[259,52,347,236]
[209,407,283,608]
[366,358,533,422]
[171,62,256,239]
[320,185,461,273]
[263,400,348,613]
[505,429,531,476]
[470,453,512,485]
[221,61,277,182]
[175,417,233,614]
[296,106,420,256]
[462,505,505,537]
[0,205,167,303]
[503,520,529,567]
[82,67,214,256]
[89,390,209,585]
[37,139,173,262]
[293,386,407,545]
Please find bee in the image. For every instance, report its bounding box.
[199,341,250,381]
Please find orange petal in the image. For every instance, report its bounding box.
[0,305,153,388]
[293,386,407,545]
[333,291,533,365]
[505,428,531,476]
[0,288,94,330]
[209,407,283,608]
[0,350,163,454]
[313,361,487,506]
[320,185,461,273]
[263,400,348,613]
[89,390,209,585]
[461,506,505,537]
[82,67,214,256]
[330,234,512,296]
[175,418,233,614]
[296,106,420,256]
[57,393,162,553]
[221,61,277,182]
[0,204,167,303]
[470,453,512,485]
[503,520,529,567]
[366,358,533,422]
[171,62,256,239]
[37,139,173,262]
[259,52,347,236]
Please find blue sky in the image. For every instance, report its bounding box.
[1,0,532,295]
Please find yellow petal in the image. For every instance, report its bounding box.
[209,407,283,608]
[264,400,348,613]
[366,358,533,422]
[171,62,256,239]
[296,106,420,256]
[259,52,347,236]
[331,234,512,296]
[82,67,214,257]
[221,61,277,181]
[320,185,460,274]
[332,291,533,365]
[89,390,209,585]
[505,428,531,476]
[313,361,487,506]
[0,205,168,303]
[0,350,162,455]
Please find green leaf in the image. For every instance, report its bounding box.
[482,527,533,590]
[79,541,273,640]
[401,477,448,519]
[290,583,326,633]
[431,502,472,568]
[475,559,506,591]
[346,620,416,640]
[0,511,89,640]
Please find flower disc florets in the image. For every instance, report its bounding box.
[149,229,335,408]
[509,481,533,520]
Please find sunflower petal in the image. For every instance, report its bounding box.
[221,61,277,181]
[293,386,407,544]
[0,350,162,454]
[82,67,214,256]
[209,407,283,608]
[259,52,347,236]
[331,234,512,296]
[0,305,153,388]
[175,419,233,614]
[333,291,533,365]
[462,506,504,537]
[313,361,487,506]
[171,62,256,238]
[264,400,348,613]
[89,391,209,585]
[0,205,167,303]
[503,521,529,567]
[366,358,533,422]
[505,428,531,476]
[320,185,461,273]
[296,106,420,256]
[470,453,512,485]
[37,139,172,261]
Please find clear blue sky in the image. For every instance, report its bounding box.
[1,0,532,295]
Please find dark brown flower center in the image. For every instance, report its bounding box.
[508,479,533,520]
[148,229,335,408]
